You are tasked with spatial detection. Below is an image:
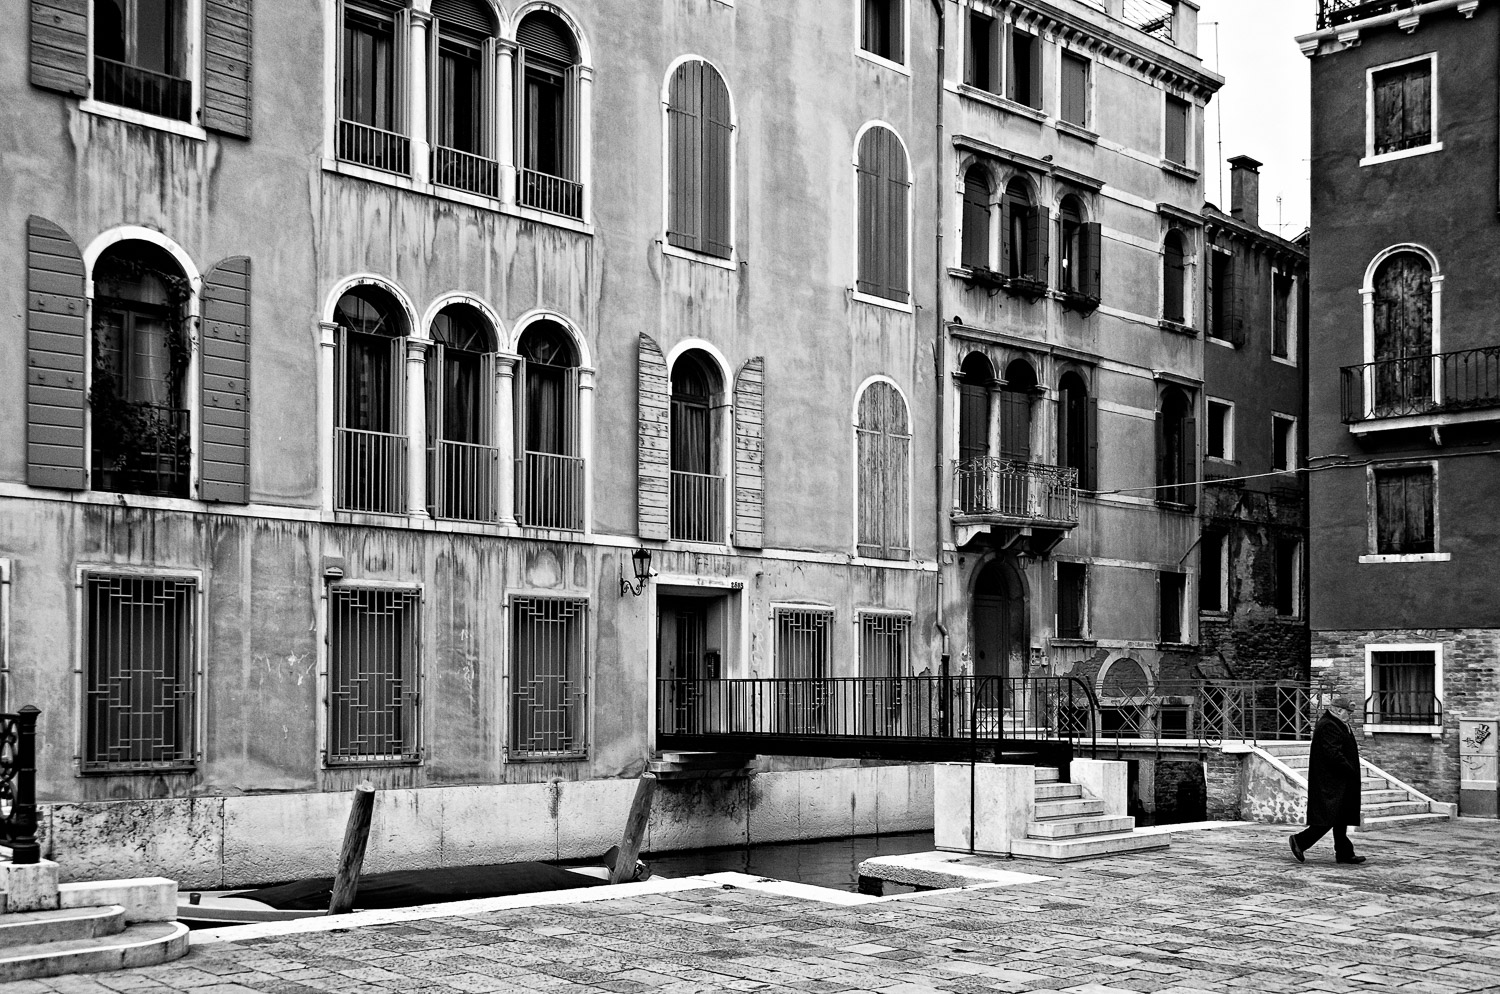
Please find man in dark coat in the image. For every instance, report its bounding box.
[1289,696,1366,864]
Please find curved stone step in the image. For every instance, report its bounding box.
[0,906,125,948]
[0,921,188,982]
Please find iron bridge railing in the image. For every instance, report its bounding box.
[0,707,40,865]
[954,459,1080,523]
[1341,346,1500,423]
[1091,680,1314,746]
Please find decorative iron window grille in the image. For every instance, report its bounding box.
[510,597,588,760]
[1369,650,1439,725]
[858,613,909,678]
[82,574,198,773]
[327,587,422,765]
[775,608,833,734]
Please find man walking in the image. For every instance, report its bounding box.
[1289,696,1366,865]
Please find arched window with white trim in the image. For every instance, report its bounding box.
[670,349,727,542]
[516,10,583,218]
[1371,251,1433,414]
[516,320,583,530]
[667,59,733,259]
[427,303,497,521]
[856,125,910,303]
[856,380,911,560]
[334,285,409,514]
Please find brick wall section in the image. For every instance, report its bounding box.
[1204,752,1244,820]
[1154,760,1208,822]
[1310,628,1500,802]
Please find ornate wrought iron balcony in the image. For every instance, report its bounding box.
[953,458,1080,526]
[1340,346,1500,425]
[1317,0,1418,29]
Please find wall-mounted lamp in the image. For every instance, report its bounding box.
[620,548,654,597]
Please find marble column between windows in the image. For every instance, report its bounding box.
[495,353,519,526]
[319,321,338,513]
[406,339,431,518]
[497,40,518,208]
[578,367,596,536]
[410,11,432,185]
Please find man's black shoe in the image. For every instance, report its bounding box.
[1336,855,1367,865]
[1289,835,1305,863]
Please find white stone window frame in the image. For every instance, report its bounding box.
[1205,396,1235,463]
[1271,411,1297,472]
[1360,459,1450,563]
[1156,568,1192,645]
[855,0,912,76]
[851,120,916,314]
[1362,52,1442,168]
[1353,243,1444,431]
[1362,642,1444,736]
[81,0,209,141]
[1156,215,1201,332]
[658,54,740,272]
[665,338,737,549]
[1270,265,1299,367]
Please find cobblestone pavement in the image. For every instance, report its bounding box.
[8,820,1500,994]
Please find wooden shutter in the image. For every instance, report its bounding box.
[27,216,88,489]
[961,172,989,269]
[1024,206,1049,284]
[732,357,764,548]
[637,334,670,540]
[1084,395,1099,491]
[1181,415,1197,509]
[856,132,880,295]
[884,132,909,301]
[203,0,253,138]
[200,257,252,503]
[1000,390,1031,462]
[1062,53,1088,126]
[666,61,702,253]
[1154,410,1167,491]
[1405,64,1432,145]
[999,197,1014,277]
[30,0,88,97]
[1226,254,1244,345]
[1082,221,1102,299]
[702,66,733,260]
[1165,96,1187,163]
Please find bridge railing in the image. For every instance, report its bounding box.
[1091,680,1313,747]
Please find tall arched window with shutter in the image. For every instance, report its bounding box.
[856,380,911,560]
[856,125,910,303]
[516,11,583,218]
[667,59,733,260]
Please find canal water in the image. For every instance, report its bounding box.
[644,831,935,892]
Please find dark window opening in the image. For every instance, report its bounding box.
[1369,649,1437,724]
[1057,372,1095,490]
[427,306,495,522]
[517,322,582,531]
[967,12,995,92]
[1374,466,1434,555]
[1008,29,1039,109]
[334,286,408,513]
[1273,272,1292,358]
[1200,531,1224,612]
[1163,230,1187,324]
[339,6,409,173]
[670,351,724,542]
[1156,387,1195,508]
[1159,572,1186,643]
[1274,538,1299,616]
[862,0,904,63]
[1001,179,1046,284]
[517,12,582,216]
[1273,417,1295,472]
[1372,60,1433,155]
[93,0,190,121]
[1206,401,1230,460]
[1210,250,1236,341]
[1057,562,1086,640]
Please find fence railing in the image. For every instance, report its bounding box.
[432,146,499,198]
[338,120,411,175]
[954,459,1080,523]
[92,403,190,498]
[521,451,585,531]
[1341,346,1500,423]
[518,168,584,219]
[429,439,499,522]
[1091,680,1314,746]
[1365,691,1442,727]
[1317,0,1413,28]
[336,427,407,514]
[671,470,725,543]
[93,57,191,121]
[0,707,40,865]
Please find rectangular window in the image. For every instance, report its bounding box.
[339,6,410,174]
[861,0,904,64]
[1206,399,1232,460]
[1164,95,1189,165]
[1371,58,1433,156]
[859,612,910,677]
[92,0,191,121]
[1273,415,1296,472]
[1199,530,1227,613]
[1368,647,1439,725]
[510,596,588,759]
[1008,29,1040,109]
[776,607,833,734]
[1159,571,1186,643]
[1275,538,1300,617]
[1272,271,1293,359]
[1210,250,1235,340]
[328,586,422,764]
[1061,52,1090,127]
[967,12,996,92]
[1374,466,1435,555]
[1057,563,1087,640]
[82,573,197,773]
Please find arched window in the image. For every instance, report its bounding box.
[957,352,994,513]
[961,165,992,270]
[517,321,583,530]
[90,242,192,497]
[516,11,583,218]
[92,0,190,121]
[430,0,499,196]
[1372,252,1433,413]
[1057,372,1096,490]
[856,381,911,559]
[1000,359,1036,462]
[1002,178,1046,285]
[427,304,496,521]
[1058,195,1101,301]
[1163,229,1187,324]
[856,126,910,303]
[670,350,725,542]
[1156,386,1195,508]
[334,285,408,513]
[667,59,733,259]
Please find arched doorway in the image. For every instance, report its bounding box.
[971,557,1028,695]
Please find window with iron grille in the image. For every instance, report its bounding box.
[82,573,198,773]
[510,596,588,760]
[1369,648,1438,724]
[856,381,911,559]
[776,608,832,678]
[1056,563,1087,640]
[516,11,583,218]
[1371,58,1433,157]
[327,586,422,765]
[859,612,909,677]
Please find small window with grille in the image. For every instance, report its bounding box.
[859,612,909,677]
[82,572,198,773]
[510,596,588,760]
[1367,647,1439,725]
[776,607,833,735]
[327,586,422,765]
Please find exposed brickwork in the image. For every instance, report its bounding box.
[1310,628,1500,802]
[1204,751,1244,820]
[1153,759,1208,823]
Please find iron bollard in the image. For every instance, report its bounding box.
[10,706,40,865]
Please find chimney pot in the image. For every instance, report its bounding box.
[1228,155,1263,230]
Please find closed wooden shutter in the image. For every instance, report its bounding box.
[517,12,576,64]
[1404,67,1431,145]
[203,0,253,138]
[1084,395,1099,491]
[856,131,881,295]
[30,0,88,97]
[701,66,733,259]
[432,0,494,35]
[1061,53,1088,126]
[1000,389,1031,462]
[200,257,252,502]
[1024,206,1049,283]
[883,132,909,300]
[1165,96,1188,163]
[27,216,87,490]
[1225,254,1243,345]
[733,357,764,548]
[1181,415,1197,509]
[1082,221,1102,299]
[667,61,703,253]
[961,170,989,269]
[637,334,670,540]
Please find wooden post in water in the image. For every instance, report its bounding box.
[328,782,375,915]
[609,773,657,884]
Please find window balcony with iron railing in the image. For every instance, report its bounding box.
[431,146,499,199]
[1317,0,1417,29]
[518,168,584,219]
[337,120,412,176]
[428,439,500,523]
[91,403,191,498]
[336,427,407,514]
[953,459,1080,525]
[93,57,192,122]
[520,450,585,531]
[671,469,725,543]
[1340,347,1500,426]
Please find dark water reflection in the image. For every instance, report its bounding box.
[645,831,936,892]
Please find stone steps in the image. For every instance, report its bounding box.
[0,906,124,948]
[1033,797,1106,820]
[1262,748,1453,827]
[648,751,754,779]
[1363,799,1435,818]
[1360,811,1453,828]
[1011,831,1171,861]
[1025,815,1136,840]
[1012,764,1171,862]
[0,921,189,982]
[1034,782,1083,801]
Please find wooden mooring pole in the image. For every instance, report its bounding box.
[328,782,376,915]
[609,773,657,884]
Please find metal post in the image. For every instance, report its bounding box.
[9,706,39,865]
[939,654,951,738]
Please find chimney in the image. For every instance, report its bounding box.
[1228,155,1263,229]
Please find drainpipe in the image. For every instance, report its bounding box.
[930,0,949,664]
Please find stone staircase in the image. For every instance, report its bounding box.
[1009,766,1171,861]
[647,751,755,780]
[1258,743,1452,827]
[0,856,188,981]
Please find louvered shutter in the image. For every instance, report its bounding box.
[30,0,88,97]
[961,172,989,269]
[432,0,494,34]
[733,357,764,549]
[26,216,87,489]
[702,66,733,260]
[1024,206,1049,284]
[1154,410,1167,493]
[1000,198,1014,277]
[1181,415,1197,509]
[1084,395,1099,491]
[1082,222,1102,299]
[1000,390,1031,462]
[200,257,252,503]
[637,334,670,540]
[884,133,909,301]
[856,133,880,295]
[1225,255,1243,345]
[203,0,253,138]
[667,61,702,252]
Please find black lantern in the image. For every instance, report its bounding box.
[620,548,653,596]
